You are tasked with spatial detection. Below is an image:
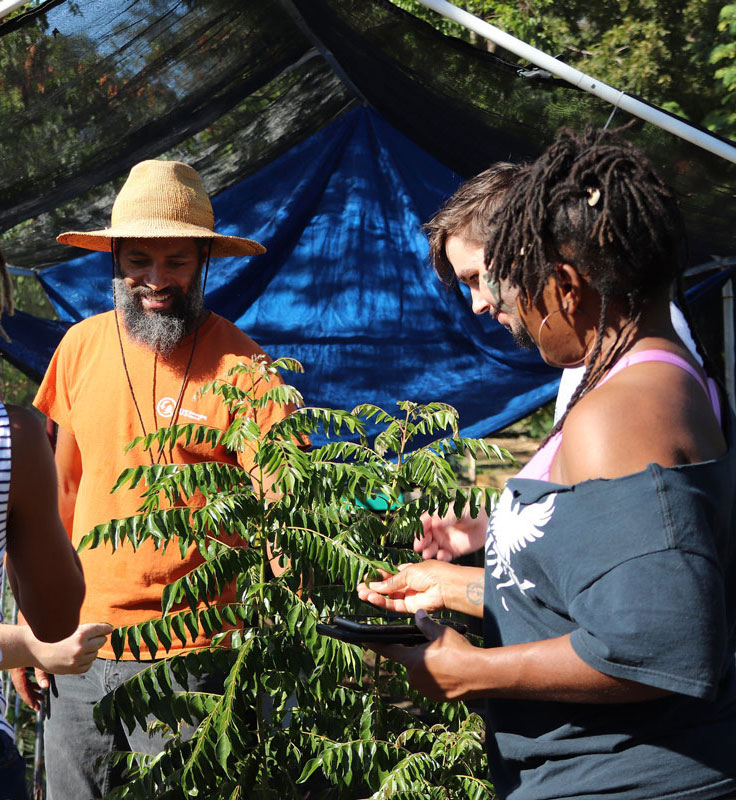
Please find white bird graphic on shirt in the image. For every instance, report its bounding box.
[486,489,557,597]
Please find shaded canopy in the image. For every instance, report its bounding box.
[1,0,734,434]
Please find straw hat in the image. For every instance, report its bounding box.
[57,160,265,257]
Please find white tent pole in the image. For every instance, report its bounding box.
[0,0,30,22]
[414,0,736,165]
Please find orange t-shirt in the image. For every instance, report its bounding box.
[34,310,290,659]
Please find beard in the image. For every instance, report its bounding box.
[113,275,204,356]
[511,323,535,350]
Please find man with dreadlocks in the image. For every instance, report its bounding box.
[359,128,736,799]
[10,161,296,800]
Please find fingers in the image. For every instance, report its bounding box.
[9,667,29,693]
[416,515,444,559]
[414,535,438,560]
[414,609,443,641]
[10,668,42,711]
[79,624,113,653]
[357,568,407,601]
[365,570,409,595]
[355,586,409,614]
[33,668,50,690]
[80,622,114,639]
[33,621,113,675]
[77,622,113,657]
[58,653,97,675]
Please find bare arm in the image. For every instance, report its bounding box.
[360,566,670,704]
[0,623,111,672]
[553,363,726,485]
[6,622,112,711]
[375,612,670,704]
[6,408,84,642]
[53,423,82,537]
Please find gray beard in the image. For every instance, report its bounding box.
[113,276,204,356]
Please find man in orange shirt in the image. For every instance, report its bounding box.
[11,161,292,800]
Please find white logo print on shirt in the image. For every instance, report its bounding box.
[486,488,556,610]
[156,397,207,422]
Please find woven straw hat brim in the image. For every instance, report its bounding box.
[57,159,266,258]
[57,227,265,257]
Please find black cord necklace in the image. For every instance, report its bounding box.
[111,239,212,466]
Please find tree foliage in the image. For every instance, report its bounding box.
[79,356,510,798]
[708,3,736,135]
[391,0,736,139]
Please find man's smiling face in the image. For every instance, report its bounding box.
[115,237,205,354]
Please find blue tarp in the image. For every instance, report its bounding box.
[3,107,731,438]
[2,311,71,384]
[6,107,566,434]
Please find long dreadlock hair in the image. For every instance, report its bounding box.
[0,249,15,343]
[484,126,706,438]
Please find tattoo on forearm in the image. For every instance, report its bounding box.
[466,580,483,605]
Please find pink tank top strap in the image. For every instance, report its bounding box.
[516,431,562,481]
[597,348,721,421]
[515,348,721,483]
[597,349,705,392]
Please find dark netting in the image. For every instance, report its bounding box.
[0,0,323,232]
[1,0,734,271]
[290,0,736,266]
[3,52,354,266]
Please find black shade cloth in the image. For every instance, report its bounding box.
[1,0,734,268]
[0,0,733,434]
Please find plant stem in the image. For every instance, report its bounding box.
[248,364,271,792]
[373,652,382,699]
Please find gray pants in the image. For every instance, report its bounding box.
[44,658,222,800]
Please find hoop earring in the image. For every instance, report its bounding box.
[537,308,594,368]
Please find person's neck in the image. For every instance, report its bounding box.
[588,295,681,371]
[194,308,211,329]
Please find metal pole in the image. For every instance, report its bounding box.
[32,704,45,800]
[723,278,735,412]
[0,0,30,22]
[0,569,10,711]
[684,257,736,279]
[413,0,736,165]
[5,265,38,277]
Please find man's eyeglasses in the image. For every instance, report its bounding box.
[482,271,517,314]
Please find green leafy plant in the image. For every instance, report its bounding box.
[79,356,509,799]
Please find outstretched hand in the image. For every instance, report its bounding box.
[370,609,480,701]
[357,562,450,614]
[10,622,113,711]
[414,508,489,561]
